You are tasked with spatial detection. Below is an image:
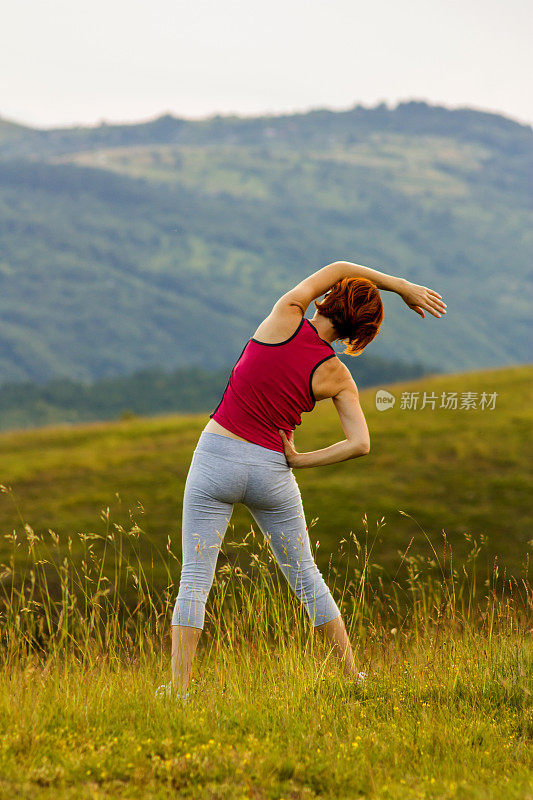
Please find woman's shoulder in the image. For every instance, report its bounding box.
[251,304,305,345]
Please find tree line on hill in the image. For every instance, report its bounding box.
[0,356,436,431]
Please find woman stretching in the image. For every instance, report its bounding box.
[159,260,446,699]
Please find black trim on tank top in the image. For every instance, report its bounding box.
[209,340,250,419]
[306,320,336,352]
[308,354,337,406]
[250,316,305,346]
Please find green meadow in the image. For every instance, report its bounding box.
[0,364,530,584]
[0,365,532,799]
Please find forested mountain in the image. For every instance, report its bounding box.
[0,100,531,384]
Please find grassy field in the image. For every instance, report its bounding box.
[0,365,532,798]
[0,364,530,588]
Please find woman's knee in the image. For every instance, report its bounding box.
[173,557,216,629]
[287,558,327,595]
[302,581,341,627]
[290,563,340,617]
[172,586,208,628]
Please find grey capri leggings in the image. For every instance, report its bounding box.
[172,431,341,629]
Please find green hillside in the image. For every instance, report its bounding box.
[0,355,432,432]
[1,365,530,602]
[0,101,531,383]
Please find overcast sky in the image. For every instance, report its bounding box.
[1,0,531,129]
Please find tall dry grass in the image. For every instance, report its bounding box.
[0,482,532,799]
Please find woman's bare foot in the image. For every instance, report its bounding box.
[315,615,365,679]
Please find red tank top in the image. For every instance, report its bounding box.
[210,317,337,453]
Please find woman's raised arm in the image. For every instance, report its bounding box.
[275,260,446,319]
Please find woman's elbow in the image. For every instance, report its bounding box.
[359,439,371,456]
[348,438,370,458]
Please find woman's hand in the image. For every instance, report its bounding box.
[397,279,447,319]
[278,429,301,468]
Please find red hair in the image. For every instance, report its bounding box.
[314,277,384,356]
